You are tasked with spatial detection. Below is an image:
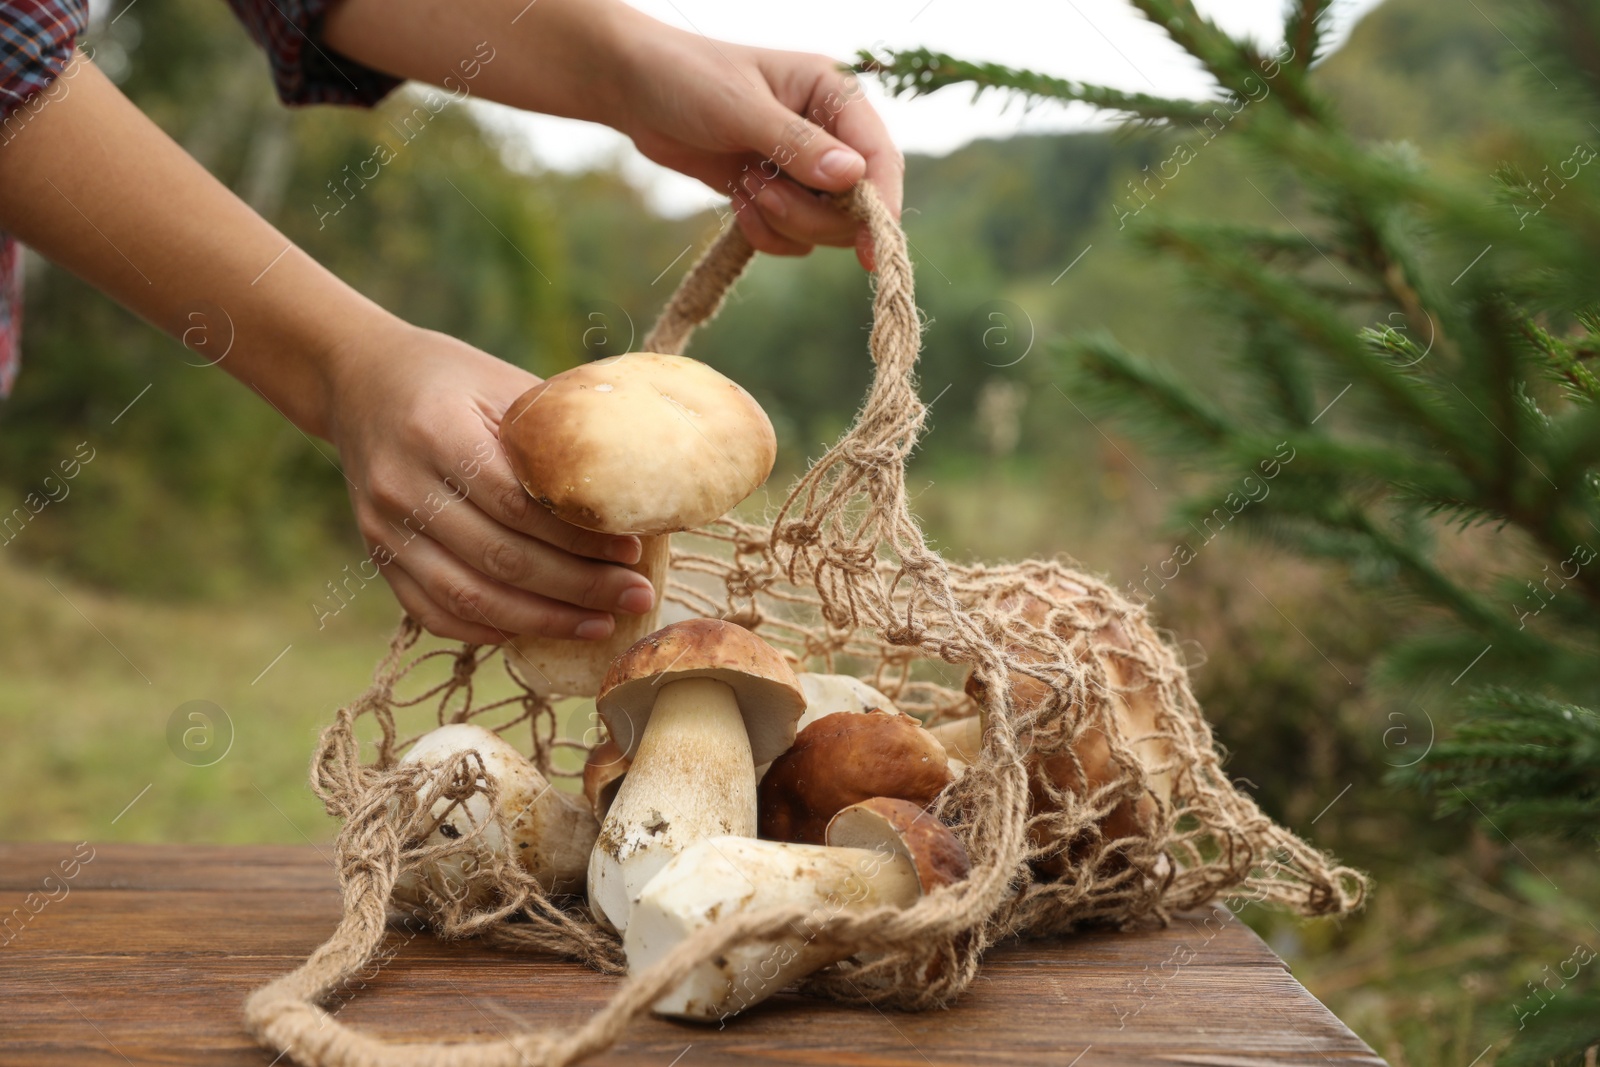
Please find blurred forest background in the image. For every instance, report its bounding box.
[1,0,1595,1062]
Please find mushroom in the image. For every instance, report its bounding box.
[582,736,630,822]
[965,576,1173,875]
[795,672,898,732]
[752,672,900,780]
[625,797,970,1021]
[925,714,982,764]
[588,618,804,932]
[499,353,777,698]
[758,708,954,844]
[393,723,597,911]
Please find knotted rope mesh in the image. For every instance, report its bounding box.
[244,183,1365,1067]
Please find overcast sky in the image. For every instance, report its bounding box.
[476,0,1386,216]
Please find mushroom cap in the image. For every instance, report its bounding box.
[396,723,596,898]
[597,618,804,764]
[500,353,776,537]
[582,736,631,821]
[758,708,953,845]
[825,798,970,894]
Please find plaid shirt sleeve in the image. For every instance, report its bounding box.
[1,0,90,399]
[0,0,85,119]
[224,0,401,107]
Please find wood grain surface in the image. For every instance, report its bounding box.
[0,843,1385,1066]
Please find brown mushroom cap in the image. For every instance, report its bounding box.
[758,708,953,845]
[596,618,804,764]
[500,353,776,537]
[582,736,631,821]
[825,797,970,893]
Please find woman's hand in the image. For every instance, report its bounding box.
[608,21,903,268]
[325,323,656,646]
[320,0,904,267]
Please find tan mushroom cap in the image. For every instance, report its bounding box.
[825,798,970,894]
[500,353,777,537]
[597,618,804,764]
[964,574,1169,876]
[758,708,953,845]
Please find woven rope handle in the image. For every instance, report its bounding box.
[644,183,918,374]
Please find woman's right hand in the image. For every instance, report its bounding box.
[324,322,656,646]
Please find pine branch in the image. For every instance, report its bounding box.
[1141,225,1479,463]
[1064,332,1233,450]
[1395,689,1600,845]
[854,49,1216,125]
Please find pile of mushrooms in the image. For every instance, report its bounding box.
[393,354,1166,1024]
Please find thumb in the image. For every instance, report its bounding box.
[747,103,866,194]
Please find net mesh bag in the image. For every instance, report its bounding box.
[244,184,1365,1067]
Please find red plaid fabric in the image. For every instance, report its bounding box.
[0,0,397,399]
[224,0,399,107]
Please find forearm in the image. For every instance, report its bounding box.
[0,55,395,438]
[320,0,645,127]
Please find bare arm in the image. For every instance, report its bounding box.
[321,0,905,265]
[0,56,654,644]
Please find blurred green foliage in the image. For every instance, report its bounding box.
[868,0,1600,1062]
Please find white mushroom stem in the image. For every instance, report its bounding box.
[625,836,920,1021]
[588,677,755,932]
[509,533,671,697]
[926,715,984,764]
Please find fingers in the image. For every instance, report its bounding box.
[741,96,866,197]
[472,455,642,565]
[380,561,506,646]
[832,83,903,221]
[426,496,655,618]
[753,179,860,247]
[390,533,623,642]
[739,55,902,266]
[732,193,814,257]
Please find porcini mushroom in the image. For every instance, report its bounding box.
[625,797,969,1021]
[752,672,900,780]
[588,618,804,932]
[925,714,983,764]
[393,723,597,911]
[966,575,1173,875]
[582,736,630,822]
[499,353,777,698]
[795,672,898,731]
[758,708,954,844]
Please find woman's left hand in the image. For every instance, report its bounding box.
[606,15,903,268]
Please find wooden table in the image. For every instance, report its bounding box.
[0,843,1383,1066]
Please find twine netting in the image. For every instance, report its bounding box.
[244,183,1366,1067]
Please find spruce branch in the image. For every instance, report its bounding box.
[854,49,1215,125]
[1396,689,1600,846]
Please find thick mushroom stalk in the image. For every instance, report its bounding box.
[626,798,969,1021]
[498,353,777,698]
[926,714,983,764]
[393,724,597,912]
[587,619,803,932]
